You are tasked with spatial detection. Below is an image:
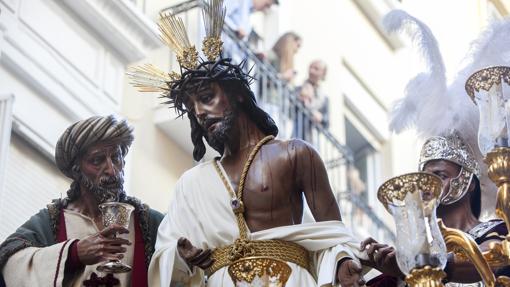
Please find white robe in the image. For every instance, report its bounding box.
[149,160,368,287]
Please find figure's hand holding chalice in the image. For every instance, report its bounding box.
[77,224,130,265]
[96,202,135,273]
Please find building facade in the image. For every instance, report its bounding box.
[1,0,508,244]
[0,0,162,239]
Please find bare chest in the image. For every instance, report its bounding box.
[222,159,300,213]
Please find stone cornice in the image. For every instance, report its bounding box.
[61,0,162,63]
[353,0,404,51]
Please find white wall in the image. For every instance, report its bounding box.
[0,0,163,239]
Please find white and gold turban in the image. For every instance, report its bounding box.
[55,115,134,179]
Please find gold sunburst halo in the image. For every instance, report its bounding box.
[158,12,198,69]
[202,0,226,61]
[126,64,177,93]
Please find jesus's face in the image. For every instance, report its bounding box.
[187,82,238,148]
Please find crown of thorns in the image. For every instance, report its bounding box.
[164,58,255,117]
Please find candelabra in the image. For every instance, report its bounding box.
[380,66,510,287]
[437,66,510,287]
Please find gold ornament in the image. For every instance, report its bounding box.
[126,64,177,93]
[405,266,446,287]
[207,239,312,277]
[377,172,442,211]
[158,12,198,69]
[438,219,496,286]
[465,66,510,102]
[202,0,225,61]
[127,0,228,94]
[228,257,292,287]
[202,37,223,61]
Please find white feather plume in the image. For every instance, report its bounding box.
[385,11,510,218]
[446,18,510,140]
[442,18,510,217]
[383,10,447,136]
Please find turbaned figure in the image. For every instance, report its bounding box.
[0,115,164,286]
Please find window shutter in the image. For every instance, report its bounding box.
[0,135,70,241]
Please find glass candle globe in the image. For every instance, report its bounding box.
[378,172,447,275]
[465,66,510,156]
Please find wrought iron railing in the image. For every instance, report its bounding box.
[161,0,395,242]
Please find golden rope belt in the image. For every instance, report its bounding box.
[209,135,312,276]
[206,239,312,276]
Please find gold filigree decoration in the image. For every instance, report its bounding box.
[465,66,510,102]
[126,64,178,93]
[202,37,223,61]
[158,12,198,69]
[377,172,442,211]
[405,266,446,287]
[229,238,256,261]
[228,257,292,286]
[202,0,225,61]
[99,202,135,229]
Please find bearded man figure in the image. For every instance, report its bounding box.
[0,115,163,287]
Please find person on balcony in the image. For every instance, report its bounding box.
[222,0,279,62]
[224,0,278,40]
[0,115,163,287]
[259,31,302,137]
[267,31,302,84]
[293,59,329,143]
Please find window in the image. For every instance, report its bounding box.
[345,118,377,203]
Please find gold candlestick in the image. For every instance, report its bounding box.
[405,266,446,287]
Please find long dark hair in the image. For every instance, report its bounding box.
[189,79,278,161]
[163,58,278,161]
[470,176,481,219]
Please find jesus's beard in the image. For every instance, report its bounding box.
[80,173,125,203]
[204,110,237,153]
